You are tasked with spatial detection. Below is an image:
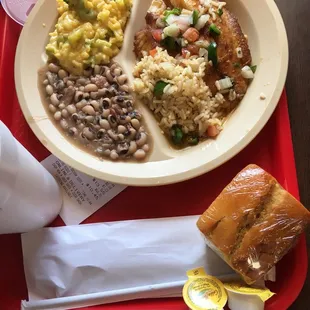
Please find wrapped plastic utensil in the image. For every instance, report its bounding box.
[21,216,237,308]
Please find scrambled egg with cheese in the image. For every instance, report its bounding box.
[46,0,132,74]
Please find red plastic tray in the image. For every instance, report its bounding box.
[0,7,307,310]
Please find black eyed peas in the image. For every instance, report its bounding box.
[43,61,150,161]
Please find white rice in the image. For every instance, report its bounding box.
[133,48,229,136]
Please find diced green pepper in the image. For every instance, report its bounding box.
[208,41,218,66]
[209,24,221,36]
[170,125,184,145]
[154,80,169,98]
[163,8,181,22]
[160,36,181,53]
[250,65,257,73]
[187,135,199,145]
[192,10,199,26]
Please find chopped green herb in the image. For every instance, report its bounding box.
[170,125,184,145]
[209,24,221,36]
[160,36,181,52]
[187,135,199,145]
[250,65,257,73]
[192,10,199,25]
[217,8,223,16]
[207,41,218,66]
[163,8,181,22]
[233,62,241,68]
[154,81,169,98]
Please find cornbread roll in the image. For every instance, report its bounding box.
[197,164,310,285]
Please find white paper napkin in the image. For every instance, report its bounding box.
[21,215,237,309]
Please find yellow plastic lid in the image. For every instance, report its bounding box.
[224,282,275,302]
[182,267,228,310]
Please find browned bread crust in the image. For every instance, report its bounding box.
[197,164,310,284]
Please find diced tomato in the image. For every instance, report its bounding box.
[186,44,200,55]
[149,48,157,57]
[181,48,190,58]
[152,29,163,42]
[183,27,200,42]
[181,45,199,58]
[207,125,220,137]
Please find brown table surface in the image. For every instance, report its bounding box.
[274,0,310,308]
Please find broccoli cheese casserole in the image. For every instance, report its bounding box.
[46,0,132,74]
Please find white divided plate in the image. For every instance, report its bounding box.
[15,0,288,186]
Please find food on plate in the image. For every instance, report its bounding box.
[39,62,150,161]
[212,7,252,96]
[133,48,226,146]
[133,26,159,59]
[133,0,255,147]
[169,0,200,11]
[40,0,151,161]
[45,0,132,75]
[197,164,310,285]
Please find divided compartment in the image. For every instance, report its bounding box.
[115,0,262,161]
[27,0,177,163]
[114,0,176,161]
[15,0,288,185]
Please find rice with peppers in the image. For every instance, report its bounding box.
[133,48,231,144]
